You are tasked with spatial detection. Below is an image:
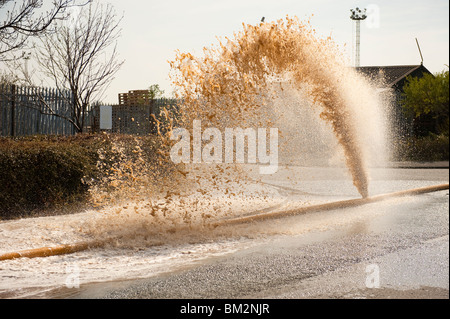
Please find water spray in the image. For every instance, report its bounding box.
[169,16,381,198]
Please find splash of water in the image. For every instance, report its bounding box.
[81,16,391,246]
[168,16,390,198]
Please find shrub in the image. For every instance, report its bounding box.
[0,134,172,220]
[393,134,449,162]
[0,135,103,219]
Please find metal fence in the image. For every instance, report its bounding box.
[0,83,178,136]
[0,84,76,136]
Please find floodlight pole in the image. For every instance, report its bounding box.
[350,7,367,67]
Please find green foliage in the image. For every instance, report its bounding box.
[401,70,449,136]
[0,134,170,220]
[0,135,105,219]
[148,84,165,99]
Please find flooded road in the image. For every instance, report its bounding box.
[0,166,448,299]
[69,188,449,299]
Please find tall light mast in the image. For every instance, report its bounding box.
[350,7,367,67]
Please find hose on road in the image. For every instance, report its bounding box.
[1,183,448,262]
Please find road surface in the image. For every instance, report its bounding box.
[51,166,449,299]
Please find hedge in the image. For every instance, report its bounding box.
[393,134,449,162]
[0,134,167,220]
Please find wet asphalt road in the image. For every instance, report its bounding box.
[65,168,449,300]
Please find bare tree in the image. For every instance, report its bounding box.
[0,0,89,60]
[15,1,124,133]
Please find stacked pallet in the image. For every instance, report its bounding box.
[118,90,152,106]
[115,90,155,134]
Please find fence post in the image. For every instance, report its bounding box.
[11,84,16,137]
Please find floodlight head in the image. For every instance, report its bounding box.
[350,7,367,20]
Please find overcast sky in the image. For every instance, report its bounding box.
[5,0,448,103]
[100,0,448,103]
